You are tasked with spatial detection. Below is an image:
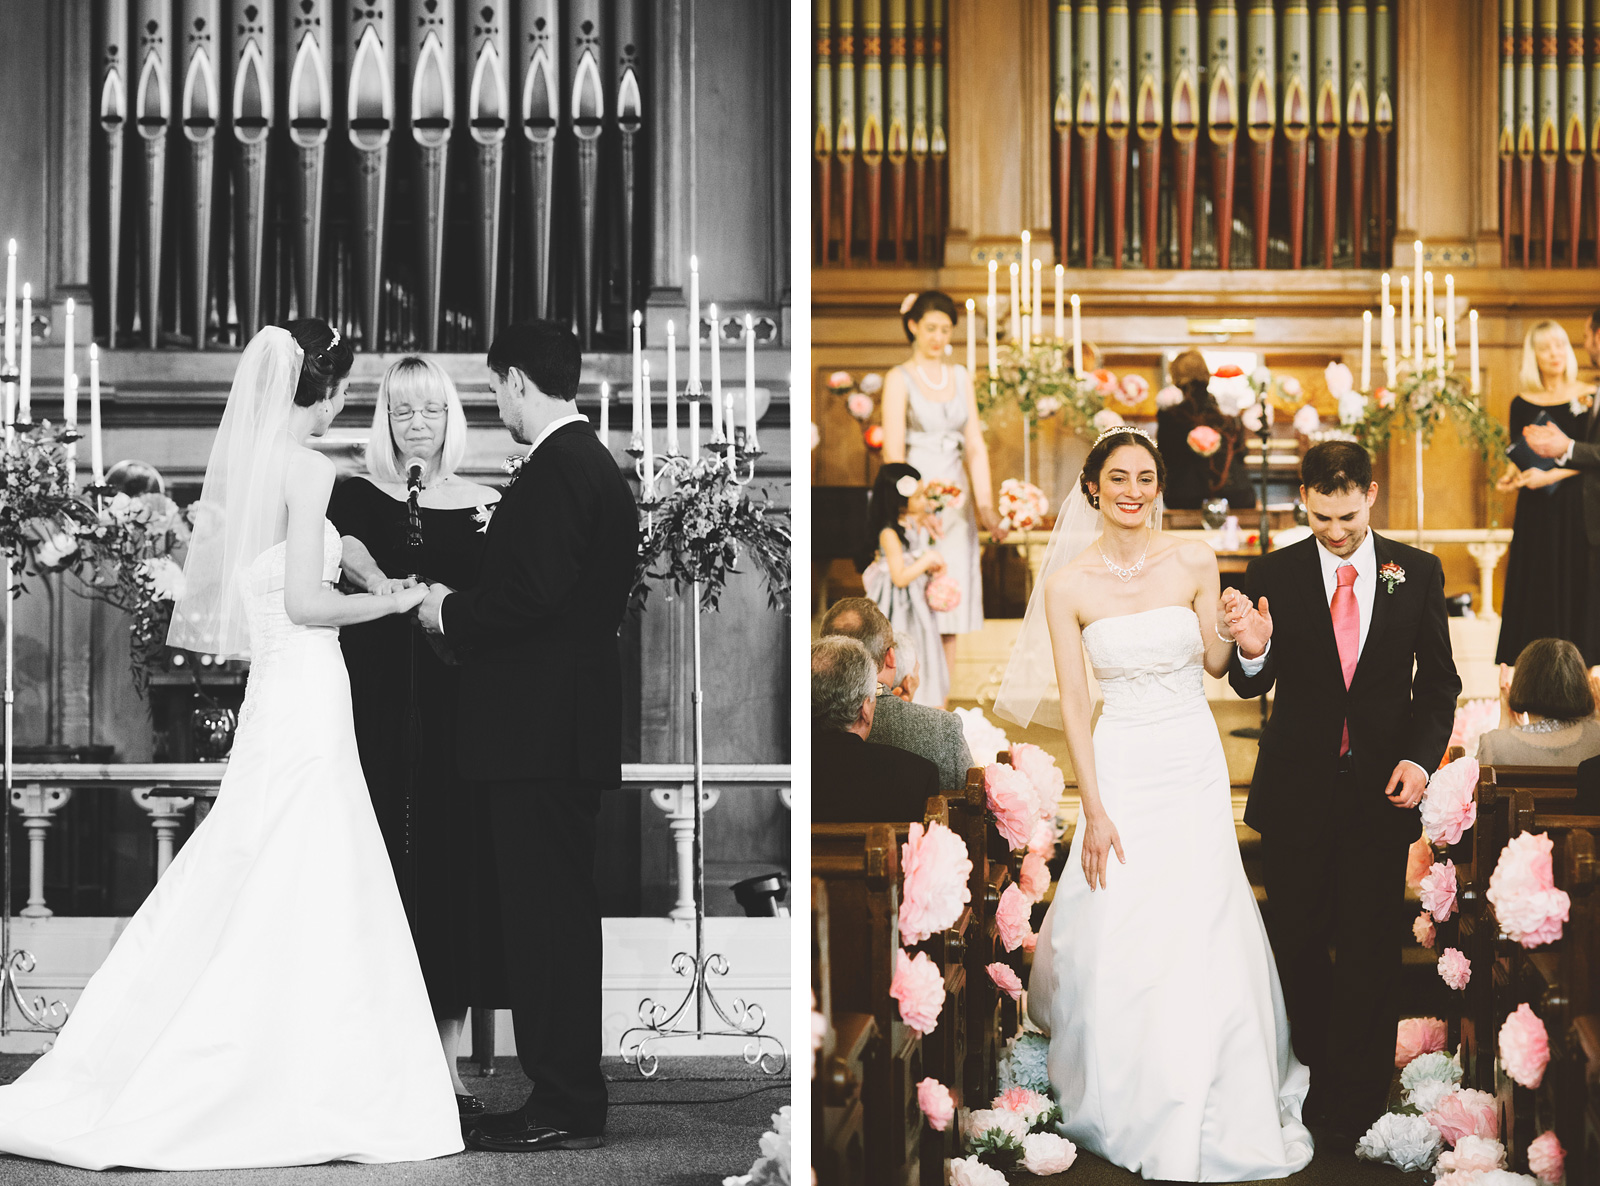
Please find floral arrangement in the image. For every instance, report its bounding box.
[995,479,1049,534]
[1435,1134,1509,1175]
[898,821,972,946]
[721,1106,790,1186]
[925,572,963,614]
[1356,1113,1444,1172]
[1187,424,1222,456]
[986,962,1023,1000]
[1426,1087,1499,1146]
[0,422,99,583]
[889,948,945,1035]
[956,706,1010,766]
[633,458,790,613]
[1346,361,1508,468]
[1414,912,1437,947]
[1486,832,1571,947]
[1011,742,1065,820]
[1499,1003,1550,1088]
[1449,699,1501,760]
[1407,834,1435,887]
[923,479,964,516]
[952,1088,1076,1179]
[976,342,1101,426]
[1422,757,1480,846]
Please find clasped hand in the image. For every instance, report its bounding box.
[1523,421,1573,460]
[1217,588,1272,659]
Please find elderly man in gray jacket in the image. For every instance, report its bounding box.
[819,598,974,790]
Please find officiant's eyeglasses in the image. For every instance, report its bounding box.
[389,405,447,424]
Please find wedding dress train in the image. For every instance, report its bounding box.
[1027,606,1313,1182]
[0,522,462,1170]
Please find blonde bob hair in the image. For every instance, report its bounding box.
[1518,320,1580,393]
[366,355,468,483]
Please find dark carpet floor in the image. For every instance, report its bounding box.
[0,1055,787,1186]
[1011,1140,1425,1185]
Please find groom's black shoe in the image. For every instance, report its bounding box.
[464,1120,604,1153]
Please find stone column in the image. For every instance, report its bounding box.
[10,783,71,918]
[131,786,195,878]
[650,784,720,921]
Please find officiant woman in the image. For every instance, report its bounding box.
[329,355,506,1109]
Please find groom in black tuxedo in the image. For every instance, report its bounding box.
[417,322,638,1152]
[1226,441,1459,1139]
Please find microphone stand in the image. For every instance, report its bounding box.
[1231,414,1274,740]
[402,465,424,939]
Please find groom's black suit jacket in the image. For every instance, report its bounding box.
[1228,533,1460,843]
[442,420,639,787]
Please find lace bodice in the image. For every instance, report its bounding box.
[1081,605,1206,720]
[242,519,343,666]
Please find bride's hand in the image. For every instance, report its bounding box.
[1080,811,1126,892]
[390,582,431,613]
[371,576,417,597]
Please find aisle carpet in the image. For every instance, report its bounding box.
[1012,1138,1425,1185]
[0,1056,786,1186]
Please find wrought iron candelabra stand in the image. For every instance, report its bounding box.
[618,411,786,1079]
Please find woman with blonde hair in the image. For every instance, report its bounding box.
[328,355,506,1115]
[1496,320,1598,664]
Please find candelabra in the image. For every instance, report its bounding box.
[619,408,785,1080]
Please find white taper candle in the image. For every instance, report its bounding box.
[89,342,103,483]
[666,319,678,455]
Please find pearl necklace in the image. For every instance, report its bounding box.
[913,360,949,390]
[1098,533,1152,583]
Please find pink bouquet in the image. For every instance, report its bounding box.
[925,572,963,614]
[916,1077,955,1131]
[985,763,1039,851]
[997,478,1050,534]
[987,962,1024,1000]
[1437,947,1472,991]
[948,1157,1009,1186]
[995,882,1034,952]
[1018,850,1051,901]
[1011,742,1065,819]
[1499,1003,1551,1088]
[889,949,945,1035]
[1488,832,1571,947]
[1527,1130,1565,1184]
[1426,1087,1499,1146]
[1114,373,1149,408]
[1414,912,1437,948]
[1422,757,1479,846]
[899,821,973,946]
[1396,1016,1448,1068]
[1420,859,1459,922]
[1186,425,1223,456]
[922,479,965,515]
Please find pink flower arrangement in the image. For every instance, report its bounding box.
[1448,699,1500,759]
[1488,832,1572,947]
[1324,361,1355,397]
[916,1077,955,1131]
[889,949,945,1035]
[1426,1087,1499,1146]
[1011,742,1065,819]
[898,821,973,946]
[1187,424,1223,456]
[1292,404,1321,435]
[985,763,1038,851]
[1091,408,1125,432]
[1437,947,1472,991]
[1414,912,1437,948]
[1499,1003,1551,1088]
[1156,384,1184,408]
[1420,859,1459,922]
[1527,1130,1565,1184]
[1435,1134,1505,1173]
[995,882,1035,952]
[997,478,1050,534]
[1091,369,1120,397]
[1115,373,1149,408]
[987,962,1023,1000]
[1376,387,1396,409]
[846,391,875,420]
[826,370,855,392]
[993,1086,1055,1126]
[1422,756,1480,846]
[1406,834,1436,888]
[1019,850,1051,901]
[1396,1016,1448,1068]
[925,572,963,614]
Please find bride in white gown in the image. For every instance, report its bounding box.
[996,427,1312,1182]
[0,323,463,1170]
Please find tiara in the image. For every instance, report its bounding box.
[1092,424,1156,448]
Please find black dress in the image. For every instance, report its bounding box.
[1156,405,1257,511]
[1497,396,1594,664]
[327,474,506,1012]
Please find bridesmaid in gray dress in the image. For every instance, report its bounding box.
[881,291,1007,702]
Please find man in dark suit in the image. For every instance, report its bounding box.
[1225,441,1459,1139]
[812,636,939,823]
[417,321,638,1153]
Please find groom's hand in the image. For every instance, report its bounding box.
[417,583,452,634]
[1524,421,1573,459]
[1384,761,1429,810]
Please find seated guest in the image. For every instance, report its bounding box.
[820,598,973,790]
[813,636,939,823]
[1477,638,1600,766]
[890,630,921,702]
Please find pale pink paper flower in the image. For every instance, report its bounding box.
[1018,851,1051,901]
[955,707,1010,767]
[859,372,884,394]
[889,950,945,1035]
[1240,404,1264,432]
[987,962,1023,1000]
[1414,912,1437,948]
[1499,1003,1551,1088]
[1435,1134,1506,1173]
[1396,1016,1448,1068]
[995,883,1034,952]
[826,370,854,391]
[916,1077,954,1131]
[985,764,1038,851]
[1011,743,1065,819]
[1406,834,1436,887]
[1449,698,1501,758]
[1027,819,1057,860]
[1115,373,1149,408]
[948,1156,1008,1186]
[898,821,973,946]
[1377,387,1396,408]
[1022,930,1038,953]
[1091,408,1125,432]
[1021,1132,1079,1175]
[1488,833,1572,948]
[1426,1087,1499,1146]
[1528,1130,1566,1184]
[1187,424,1223,456]
[1324,361,1355,397]
[1293,404,1321,435]
[1422,757,1480,846]
[993,1087,1055,1127]
[1420,859,1459,922]
[1156,384,1184,408]
[1438,947,1472,991]
[846,391,874,420]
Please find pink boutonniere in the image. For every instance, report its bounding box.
[1379,562,1406,593]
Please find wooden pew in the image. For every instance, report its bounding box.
[953,765,1018,1105]
[813,876,873,1186]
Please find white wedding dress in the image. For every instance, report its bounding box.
[0,522,462,1170]
[1027,606,1313,1182]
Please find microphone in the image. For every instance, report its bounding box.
[404,457,425,495]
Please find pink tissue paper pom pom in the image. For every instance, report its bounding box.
[1292,404,1322,435]
[826,370,855,392]
[1187,424,1223,456]
[1091,408,1125,432]
[1528,1130,1566,1184]
[859,372,884,394]
[1414,912,1437,948]
[1422,757,1480,847]
[916,1078,955,1131]
[1420,859,1459,922]
[846,391,875,420]
[985,764,1039,851]
[1011,743,1066,819]
[1448,698,1501,758]
[1324,361,1355,397]
[1022,930,1038,953]
[1115,373,1149,407]
[993,1087,1055,1126]
[1396,1017,1449,1068]
[1407,834,1436,888]
[899,821,973,946]
[1436,1134,1506,1173]
[987,962,1024,1001]
[948,1156,1009,1186]
[1488,832,1572,948]
[1019,850,1051,902]
[1426,1087,1500,1146]
[995,883,1035,953]
[889,950,945,1035]
[925,572,963,614]
[1028,819,1057,860]
[1438,947,1472,991]
[1500,1003,1551,1088]
[1156,384,1184,408]
[1021,1132,1079,1175]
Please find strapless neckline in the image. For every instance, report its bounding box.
[1082,604,1199,636]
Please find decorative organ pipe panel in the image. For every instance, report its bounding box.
[90,0,654,351]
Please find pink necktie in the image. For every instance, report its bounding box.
[1332,563,1359,755]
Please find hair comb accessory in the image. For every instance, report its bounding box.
[328,326,341,347]
[895,474,919,497]
[1091,424,1157,448]
[900,292,919,315]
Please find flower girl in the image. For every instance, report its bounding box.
[861,462,953,708]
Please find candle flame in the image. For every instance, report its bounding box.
[666,319,675,335]
[988,259,998,273]
[1055,264,1064,275]
[1070,294,1080,307]
[601,380,610,395]
[632,309,641,326]
[1010,262,1019,275]
[690,255,698,271]
[1021,230,1030,243]
[642,360,650,377]
[21,283,29,298]
[90,342,98,358]
[1032,258,1041,271]
[966,298,975,310]
[1363,310,1372,321]
[5,240,13,255]
[66,297,74,313]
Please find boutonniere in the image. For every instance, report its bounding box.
[502,452,531,482]
[1572,392,1594,417]
[472,503,496,534]
[1379,562,1406,593]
